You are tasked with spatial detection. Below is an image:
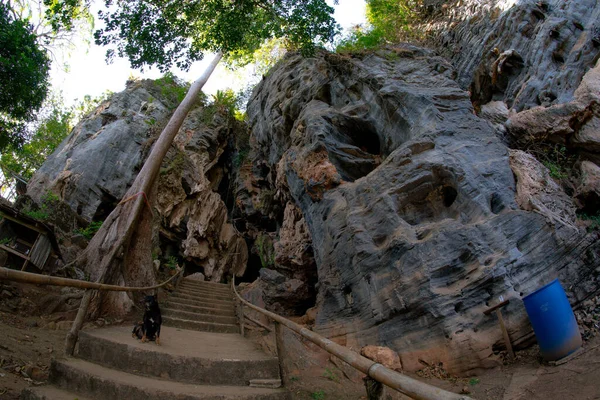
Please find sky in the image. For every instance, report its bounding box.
[50,0,367,106]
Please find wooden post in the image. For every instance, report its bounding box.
[274,321,286,384]
[484,299,515,360]
[23,233,40,271]
[64,289,93,356]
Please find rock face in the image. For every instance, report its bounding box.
[426,0,600,112]
[244,47,600,374]
[506,59,600,165]
[26,79,247,282]
[27,81,172,221]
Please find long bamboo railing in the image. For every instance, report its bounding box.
[0,266,184,355]
[232,276,473,400]
[0,266,183,291]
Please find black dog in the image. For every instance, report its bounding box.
[132,295,162,345]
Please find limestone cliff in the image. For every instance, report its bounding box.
[26,78,247,282]
[237,44,599,374]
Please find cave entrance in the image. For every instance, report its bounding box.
[92,189,119,221]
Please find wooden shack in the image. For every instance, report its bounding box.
[0,203,62,271]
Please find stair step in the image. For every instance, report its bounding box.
[22,386,93,400]
[176,287,233,298]
[50,358,290,400]
[163,300,236,316]
[163,315,239,333]
[162,308,238,324]
[181,280,230,290]
[78,327,280,386]
[168,294,236,309]
[173,290,234,302]
[179,283,232,294]
[249,379,283,389]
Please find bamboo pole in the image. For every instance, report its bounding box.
[0,266,183,291]
[232,277,473,400]
[65,289,93,355]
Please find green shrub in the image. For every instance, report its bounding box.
[23,190,58,221]
[469,378,480,386]
[23,208,49,220]
[74,220,103,239]
[165,256,178,270]
[543,160,569,180]
[323,368,339,382]
[311,391,325,400]
[255,234,275,268]
[579,212,600,232]
[212,89,238,115]
[154,72,190,109]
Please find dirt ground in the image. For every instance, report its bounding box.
[263,335,600,400]
[1,280,600,400]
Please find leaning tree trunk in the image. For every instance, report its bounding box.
[71,52,224,318]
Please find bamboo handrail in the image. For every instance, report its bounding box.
[232,277,473,400]
[0,266,183,291]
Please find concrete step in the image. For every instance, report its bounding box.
[163,300,236,316]
[176,286,234,297]
[21,386,93,400]
[173,290,234,302]
[77,326,280,386]
[163,315,239,333]
[168,294,236,309]
[50,358,290,400]
[180,280,230,291]
[179,282,232,294]
[162,308,238,324]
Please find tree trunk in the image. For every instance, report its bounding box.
[71,52,224,318]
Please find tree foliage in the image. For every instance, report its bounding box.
[0,0,51,150]
[95,0,339,72]
[0,92,109,193]
[336,0,420,52]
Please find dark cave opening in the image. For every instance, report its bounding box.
[240,250,262,283]
[442,186,458,207]
[341,118,381,155]
[328,116,382,182]
[92,190,118,221]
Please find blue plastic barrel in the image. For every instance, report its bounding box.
[523,279,581,361]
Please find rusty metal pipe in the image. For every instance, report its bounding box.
[232,277,473,400]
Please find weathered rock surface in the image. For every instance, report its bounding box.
[506,59,600,164]
[509,149,578,231]
[27,82,172,220]
[244,47,600,374]
[26,79,247,282]
[575,161,600,215]
[427,0,600,112]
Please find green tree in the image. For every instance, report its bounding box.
[0,0,51,151]
[0,91,110,199]
[336,0,419,52]
[9,0,94,55]
[64,0,339,353]
[95,0,337,71]
[0,94,72,180]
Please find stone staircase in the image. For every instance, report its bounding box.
[22,278,289,399]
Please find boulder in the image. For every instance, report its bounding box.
[575,161,600,214]
[360,345,402,372]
